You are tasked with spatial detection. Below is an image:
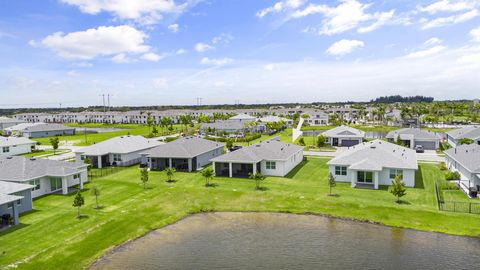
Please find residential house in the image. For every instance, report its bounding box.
[445,144,480,193]
[386,128,441,150]
[258,115,293,126]
[446,126,480,148]
[4,123,75,138]
[0,137,36,156]
[322,125,365,147]
[228,113,257,123]
[0,117,24,131]
[142,137,224,172]
[327,140,418,189]
[0,156,88,198]
[74,135,163,168]
[303,111,329,126]
[0,181,33,226]
[211,140,304,178]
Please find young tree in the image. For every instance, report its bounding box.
[83,157,92,172]
[140,167,149,189]
[91,186,101,209]
[152,126,159,137]
[317,134,326,148]
[226,139,233,150]
[328,172,336,196]
[50,137,60,155]
[390,175,407,203]
[249,172,266,190]
[201,168,214,187]
[165,167,176,183]
[298,137,305,146]
[72,191,85,219]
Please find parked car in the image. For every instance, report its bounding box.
[415,145,424,153]
[229,145,243,152]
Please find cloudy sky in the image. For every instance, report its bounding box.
[1,0,480,107]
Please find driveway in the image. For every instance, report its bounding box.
[416,150,444,163]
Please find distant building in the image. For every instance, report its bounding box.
[322,126,365,147]
[0,137,36,156]
[4,123,75,138]
[0,117,25,131]
[386,128,441,150]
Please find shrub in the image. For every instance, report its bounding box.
[445,171,460,180]
[165,136,179,142]
[298,137,305,146]
[439,162,448,171]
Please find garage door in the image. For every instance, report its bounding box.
[341,140,360,147]
[415,141,436,150]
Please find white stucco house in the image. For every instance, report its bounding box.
[304,111,329,126]
[4,123,75,138]
[0,117,25,131]
[446,126,480,148]
[142,137,224,172]
[0,156,88,198]
[0,181,33,226]
[386,128,441,150]
[327,140,418,189]
[445,144,480,193]
[322,125,365,147]
[211,140,304,178]
[74,135,163,168]
[0,137,36,156]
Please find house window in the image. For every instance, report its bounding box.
[266,161,276,170]
[29,179,41,191]
[389,169,403,180]
[7,202,13,209]
[73,174,81,180]
[113,154,122,162]
[335,166,347,176]
[357,171,373,183]
[2,147,9,153]
[50,177,63,191]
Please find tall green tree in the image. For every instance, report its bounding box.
[72,191,85,219]
[390,175,407,203]
[50,137,60,155]
[328,172,336,196]
[317,134,326,148]
[201,168,214,187]
[146,114,154,136]
[140,167,149,189]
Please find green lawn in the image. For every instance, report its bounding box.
[21,149,69,158]
[1,158,479,269]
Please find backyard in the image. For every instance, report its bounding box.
[0,158,479,270]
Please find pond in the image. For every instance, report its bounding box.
[90,212,480,270]
[74,127,126,133]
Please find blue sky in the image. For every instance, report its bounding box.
[1,0,480,108]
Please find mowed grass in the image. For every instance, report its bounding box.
[1,158,479,269]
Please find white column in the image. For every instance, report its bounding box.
[212,162,216,175]
[62,178,68,195]
[229,162,233,178]
[12,203,19,225]
[169,158,173,168]
[188,159,192,172]
[97,156,102,169]
[374,171,379,190]
[252,162,257,175]
[79,175,84,190]
[350,170,356,188]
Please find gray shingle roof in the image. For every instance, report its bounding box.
[0,117,24,124]
[0,156,87,182]
[0,137,36,147]
[0,193,23,205]
[0,181,33,194]
[142,137,224,158]
[211,140,303,163]
[6,123,74,132]
[445,144,480,173]
[446,126,480,140]
[328,140,418,171]
[75,135,163,156]
[229,114,256,121]
[200,121,244,131]
[386,128,441,141]
[323,125,365,138]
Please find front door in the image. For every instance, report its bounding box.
[332,138,339,146]
[357,171,373,183]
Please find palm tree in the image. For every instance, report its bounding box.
[249,172,266,190]
[201,168,214,187]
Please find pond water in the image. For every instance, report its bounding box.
[90,212,480,270]
[74,127,126,133]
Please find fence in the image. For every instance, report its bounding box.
[88,166,126,179]
[435,181,480,214]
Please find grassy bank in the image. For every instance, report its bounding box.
[1,158,479,269]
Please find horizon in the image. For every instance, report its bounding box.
[1,0,480,107]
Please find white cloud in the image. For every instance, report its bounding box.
[111,53,132,63]
[212,33,234,44]
[72,62,93,68]
[200,57,233,66]
[291,0,395,35]
[418,0,475,14]
[36,25,150,60]
[168,23,179,33]
[471,26,480,42]
[421,9,479,29]
[326,39,365,56]
[152,77,168,88]
[60,0,195,25]
[264,64,275,71]
[195,42,214,52]
[176,49,187,55]
[424,37,443,46]
[403,45,447,59]
[141,52,165,62]
[256,0,306,18]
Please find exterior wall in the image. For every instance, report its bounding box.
[325,136,364,146]
[446,155,478,186]
[446,135,458,148]
[14,189,33,214]
[0,202,19,225]
[260,150,303,177]
[23,129,75,138]
[0,143,34,156]
[328,165,352,183]
[328,165,416,187]
[196,146,224,169]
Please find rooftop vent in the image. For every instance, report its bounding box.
[30,157,36,161]
[6,156,13,159]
